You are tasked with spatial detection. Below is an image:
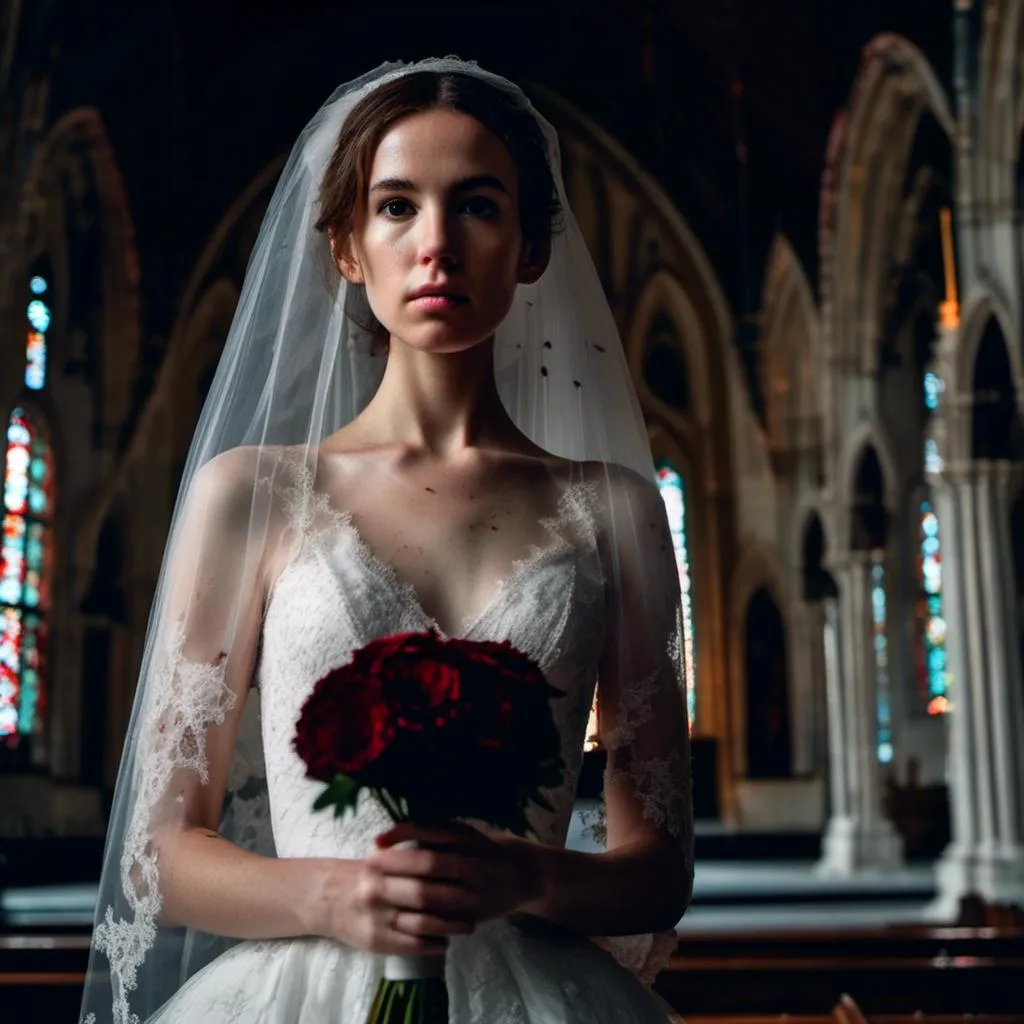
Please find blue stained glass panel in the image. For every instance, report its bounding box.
[1,406,51,737]
[26,300,51,333]
[25,332,47,391]
[916,498,949,707]
[871,559,892,762]
[0,607,23,735]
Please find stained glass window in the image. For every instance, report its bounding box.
[919,369,950,715]
[1,408,52,738]
[657,463,698,726]
[923,370,944,412]
[924,438,943,476]
[25,275,49,391]
[871,557,893,763]
[915,502,949,715]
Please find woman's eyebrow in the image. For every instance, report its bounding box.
[369,176,416,194]
[369,175,509,195]
[451,175,509,194]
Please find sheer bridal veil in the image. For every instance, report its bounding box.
[80,58,692,1024]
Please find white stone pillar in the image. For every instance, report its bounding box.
[932,462,1024,916]
[817,552,904,875]
[821,597,848,818]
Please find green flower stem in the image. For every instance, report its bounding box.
[366,978,448,1024]
[374,788,407,824]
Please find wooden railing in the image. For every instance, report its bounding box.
[2,927,1022,1021]
[654,925,1023,1017]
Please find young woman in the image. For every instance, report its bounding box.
[80,59,693,1024]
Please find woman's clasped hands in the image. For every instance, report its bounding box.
[316,822,546,956]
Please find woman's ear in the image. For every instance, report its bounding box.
[517,237,551,285]
[329,228,365,285]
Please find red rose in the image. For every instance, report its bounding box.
[293,667,393,781]
[294,630,566,836]
[380,647,463,722]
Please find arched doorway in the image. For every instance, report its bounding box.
[971,319,1022,462]
[801,513,837,780]
[744,587,792,779]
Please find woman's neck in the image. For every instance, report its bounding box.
[355,336,519,456]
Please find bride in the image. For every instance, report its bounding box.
[80,59,693,1023]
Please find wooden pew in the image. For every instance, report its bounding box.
[655,924,1024,1016]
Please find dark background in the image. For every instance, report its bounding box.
[15,1,954,344]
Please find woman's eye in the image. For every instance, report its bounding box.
[461,196,499,219]
[380,198,413,218]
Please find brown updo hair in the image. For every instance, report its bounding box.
[315,71,562,332]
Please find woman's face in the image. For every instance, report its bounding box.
[339,107,544,355]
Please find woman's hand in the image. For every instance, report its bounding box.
[312,848,475,957]
[372,823,546,934]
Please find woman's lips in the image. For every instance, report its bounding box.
[409,294,468,312]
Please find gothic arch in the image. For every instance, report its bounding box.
[113,155,284,494]
[793,501,834,582]
[800,510,836,597]
[958,289,1021,400]
[971,317,1022,462]
[25,107,142,442]
[761,235,822,460]
[532,85,734,391]
[838,422,899,554]
[978,0,1024,214]
[820,34,954,376]
[729,541,791,639]
[839,420,900,513]
[628,270,711,431]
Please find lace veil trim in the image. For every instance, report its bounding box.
[87,625,235,1024]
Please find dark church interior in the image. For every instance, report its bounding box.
[1,1,1023,1020]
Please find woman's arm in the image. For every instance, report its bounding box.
[137,451,323,940]
[155,827,342,937]
[144,452,469,956]
[521,467,693,934]
[509,830,689,935]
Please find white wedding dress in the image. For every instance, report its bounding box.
[139,476,682,1023]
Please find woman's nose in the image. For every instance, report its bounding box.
[417,208,459,268]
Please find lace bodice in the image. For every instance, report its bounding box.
[260,480,605,858]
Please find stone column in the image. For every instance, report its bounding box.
[932,461,1024,916]
[821,597,848,819]
[817,551,904,874]
[790,597,828,776]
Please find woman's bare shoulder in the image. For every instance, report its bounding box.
[184,445,314,524]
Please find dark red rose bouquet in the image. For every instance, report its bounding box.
[293,630,565,1024]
